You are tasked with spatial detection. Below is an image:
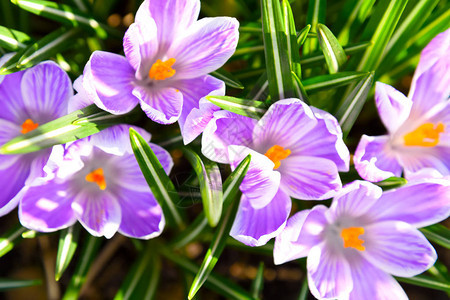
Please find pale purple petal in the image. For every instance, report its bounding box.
[21,61,72,121]
[0,160,30,216]
[375,82,412,133]
[133,85,183,124]
[72,190,121,239]
[117,188,165,239]
[85,51,138,114]
[399,146,450,177]
[69,75,94,113]
[168,17,239,79]
[349,256,408,300]
[409,29,450,116]
[0,119,21,169]
[367,180,450,228]
[252,99,317,152]
[354,135,402,182]
[123,18,158,78]
[89,125,151,156]
[307,243,353,300]
[309,107,350,171]
[279,156,341,200]
[174,75,225,144]
[202,110,256,164]
[0,69,26,123]
[274,210,311,265]
[230,189,291,247]
[362,221,437,277]
[135,0,200,53]
[25,150,51,185]
[328,180,382,222]
[229,146,280,209]
[18,179,77,231]
[0,53,15,85]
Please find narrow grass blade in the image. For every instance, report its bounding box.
[159,244,253,300]
[303,0,326,55]
[300,42,371,68]
[302,71,369,93]
[282,0,302,78]
[336,72,374,136]
[170,155,251,249]
[0,278,42,291]
[114,242,161,300]
[396,274,450,293]
[206,95,267,119]
[297,278,309,300]
[0,27,80,74]
[292,72,310,104]
[0,225,26,258]
[210,68,244,89]
[297,24,311,47]
[10,0,119,39]
[182,148,223,227]
[55,225,80,281]
[357,0,409,71]
[0,104,133,155]
[62,235,102,300]
[0,26,32,51]
[337,0,371,45]
[316,23,347,74]
[129,128,184,229]
[251,262,264,299]
[420,224,450,249]
[261,0,294,101]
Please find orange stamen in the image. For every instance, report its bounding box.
[341,227,365,251]
[21,119,39,134]
[85,168,107,190]
[149,58,176,80]
[264,145,291,169]
[404,122,445,147]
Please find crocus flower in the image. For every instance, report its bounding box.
[202,99,349,246]
[354,29,450,182]
[81,0,238,141]
[0,59,72,217]
[18,125,172,239]
[274,180,450,300]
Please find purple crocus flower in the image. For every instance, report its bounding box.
[354,29,450,182]
[202,99,350,246]
[274,180,450,300]
[18,125,172,239]
[81,0,238,139]
[0,59,72,217]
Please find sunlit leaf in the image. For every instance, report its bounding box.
[316,23,347,74]
[210,68,244,89]
[206,95,267,119]
[0,225,26,258]
[55,225,80,281]
[0,26,32,51]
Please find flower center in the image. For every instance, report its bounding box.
[403,122,444,147]
[340,227,365,251]
[264,145,291,169]
[149,58,176,80]
[85,168,107,190]
[21,119,39,134]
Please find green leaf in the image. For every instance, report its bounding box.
[0,27,81,74]
[182,148,223,227]
[158,244,253,300]
[302,71,369,93]
[374,176,408,189]
[300,42,371,68]
[282,0,302,78]
[129,128,185,229]
[114,242,161,300]
[0,25,32,51]
[296,24,311,47]
[303,0,326,55]
[170,155,251,249]
[0,104,135,155]
[206,95,267,119]
[55,225,80,281]
[396,274,450,293]
[0,278,42,291]
[297,277,309,300]
[210,68,244,89]
[357,0,409,71]
[10,0,119,39]
[420,224,450,249]
[251,262,264,299]
[261,0,295,101]
[316,24,347,74]
[292,71,310,104]
[0,225,26,258]
[336,72,374,137]
[62,235,102,300]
